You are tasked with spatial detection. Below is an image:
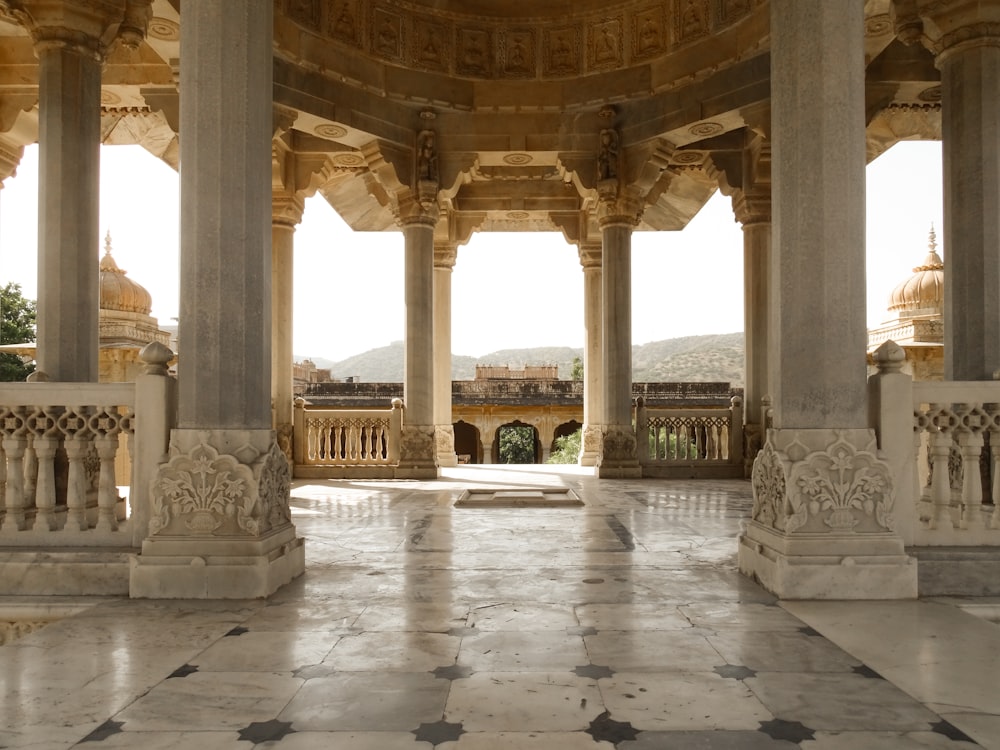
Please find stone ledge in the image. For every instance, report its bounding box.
[0,550,132,596]
[909,546,1000,597]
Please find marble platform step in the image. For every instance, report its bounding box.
[455,488,583,507]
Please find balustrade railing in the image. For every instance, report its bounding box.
[635,395,744,478]
[293,397,402,477]
[910,381,1000,545]
[0,346,176,553]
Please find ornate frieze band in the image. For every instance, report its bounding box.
[281,0,761,81]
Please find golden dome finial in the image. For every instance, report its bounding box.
[928,223,937,254]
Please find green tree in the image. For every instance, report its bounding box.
[0,282,35,382]
[546,428,581,464]
[570,356,583,380]
[498,424,535,464]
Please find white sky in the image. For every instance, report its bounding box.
[0,139,943,361]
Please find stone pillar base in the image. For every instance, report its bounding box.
[129,428,305,598]
[435,424,458,468]
[578,425,602,467]
[596,425,641,478]
[738,427,916,599]
[397,424,440,479]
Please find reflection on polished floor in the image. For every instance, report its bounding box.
[2,465,999,749]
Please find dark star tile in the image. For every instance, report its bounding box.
[587,711,640,744]
[797,626,821,637]
[294,663,337,679]
[167,663,199,679]
[714,663,757,681]
[574,663,615,680]
[78,719,124,743]
[567,626,599,637]
[432,664,474,680]
[852,664,884,679]
[446,626,479,637]
[237,719,295,743]
[224,626,249,637]
[412,719,465,745]
[930,719,976,742]
[758,718,815,743]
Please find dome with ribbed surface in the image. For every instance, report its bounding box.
[888,227,944,315]
[100,231,153,315]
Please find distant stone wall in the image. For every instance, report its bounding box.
[301,380,740,408]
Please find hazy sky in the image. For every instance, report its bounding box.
[0,140,943,361]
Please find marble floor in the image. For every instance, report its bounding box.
[2,465,999,749]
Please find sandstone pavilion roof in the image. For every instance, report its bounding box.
[868,226,944,352]
[99,231,170,349]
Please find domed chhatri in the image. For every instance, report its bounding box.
[99,230,153,315]
[887,226,944,316]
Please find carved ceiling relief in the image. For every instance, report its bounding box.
[589,18,624,70]
[501,28,535,78]
[543,26,580,77]
[372,4,404,63]
[632,6,667,60]
[675,0,711,43]
[457,26,491,76]
[329,0,360,46]
[412,16,450,71]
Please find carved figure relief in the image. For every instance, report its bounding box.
[286,0,321,30]
[458,28,491,76]
[676,0,709,41]
[597,128,620,181]
[417,129,438,183]
[502,29,535,77]
[414,18,449,70]
[330,0,359,45]
[590,19,623,69]
[372,6,403,62]
[544,27,579,76]
[718,0,750,22]
[633,7,666,59]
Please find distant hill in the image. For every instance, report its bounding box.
[298,332,745,386]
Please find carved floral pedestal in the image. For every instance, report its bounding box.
[435,424,458,468]
[579,425,602,467]
[596,425,642,478]
[129,428,305,598]
[738,428,917,599]
[396,424,439,479]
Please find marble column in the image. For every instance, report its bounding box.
[398,212,439,477]
[737,0,915,599]
[578,241,603,466]
[597,216,640,478]
[434,243,458,467]
[27,6,114,381]
[272,194,304,463]
[931,16,1000,380]
[733,186,771,475]
[133,0,304,599]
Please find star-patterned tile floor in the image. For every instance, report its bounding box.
[2,465,999,749]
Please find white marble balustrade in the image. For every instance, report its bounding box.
[635,396,744,478]
[0,383,134,545]
[911,381,1000,545]
[293,398,402,478]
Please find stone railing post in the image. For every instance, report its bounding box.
[728,395,744,468]
[131,342,176,547]
[867,340,916,545]
[634,396,648,467]
[292,397,306,467]
[389,397,403,466]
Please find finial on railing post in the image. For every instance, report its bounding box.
[139,341,174,376]
[874,340,906,374]
[26,370,49,382]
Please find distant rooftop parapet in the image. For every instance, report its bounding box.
[475,364,559,380]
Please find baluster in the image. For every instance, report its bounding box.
[347,423,358,462]
[334,424,344,461]
[928,404,958,530]
[60,406,92,531]
[987,404,1000,530]
[956,403,987,530]
[120,408,135,523]
[1,407,28,530]
[914,408,932,523]
[22,432,36,508]
[27,405,61,532]
[89,407,122,532]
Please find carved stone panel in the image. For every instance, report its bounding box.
[286,0,321,31]
[413,16,451,71]
[457,26,492,77]
[544,25,581,77]
[371,4,404,63]
[329,0,361,46]
[589,17,624,71]
[501,28,536,78]
[718,0,751,24]
[675,0,710,44]
[633,5,667,60]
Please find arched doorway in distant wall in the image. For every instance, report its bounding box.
[496,421,540,464]
[453,420,481,464]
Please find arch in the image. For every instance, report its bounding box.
[497,420,540,464]
[453,419,481,464]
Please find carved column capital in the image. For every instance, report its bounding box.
[14,0,128,59]
[577,241,602,270]
[597,195,643,229]
[0,134,24,186]
[434,242,457,269]
[914,1,1000,59]
[731,191,772,227]
[396,195,440,228]
[272,193,305,228]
